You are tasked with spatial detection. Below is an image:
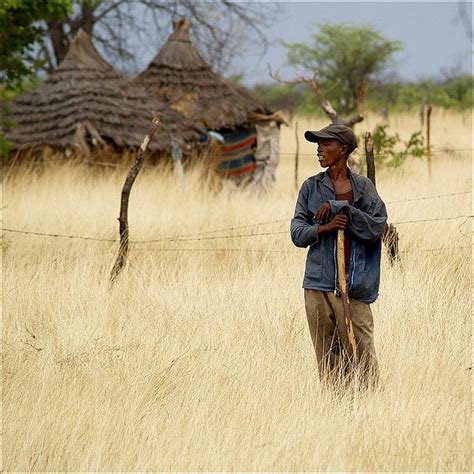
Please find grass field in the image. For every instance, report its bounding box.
[3,109,472,471]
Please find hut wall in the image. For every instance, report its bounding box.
[253,121,280,187]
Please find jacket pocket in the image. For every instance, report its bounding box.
[349,241,381,301]
[350,268,378,300]
[306,249,323,280]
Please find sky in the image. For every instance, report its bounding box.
[235,1,473,85]
[109,1,472,85]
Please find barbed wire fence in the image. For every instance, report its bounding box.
[2,190,471,269]
[4,146,474,173]
[5,146,471,270]
[3,212,471,245]
[10,243,472,270]
[3,190,471,242]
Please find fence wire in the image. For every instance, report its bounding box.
[12,243,470,269]
[132,190,472,243]
[2,190,471,244]
[1,227,117,242]
[130,246,470,255]
[7,146,474,169]
[3,213,472,244]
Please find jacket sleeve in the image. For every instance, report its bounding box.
[328,179,387,243]
[290,180,320,248]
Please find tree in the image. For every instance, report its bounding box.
[0,0,73,159]
[253,83,306,119]
[26,1,281,77]
[0,0,72,91]
[283,23,403,116]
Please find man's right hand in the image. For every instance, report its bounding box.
[319,214,348,235]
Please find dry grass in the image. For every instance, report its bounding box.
[2,109,472,472]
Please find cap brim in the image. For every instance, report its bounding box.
[304,130,335,143]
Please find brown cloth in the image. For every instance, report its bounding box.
[335,190,353,275]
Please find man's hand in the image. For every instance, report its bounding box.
[315,202,331,224]
[319,213,348,235]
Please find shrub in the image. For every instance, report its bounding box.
[364,124,425,167]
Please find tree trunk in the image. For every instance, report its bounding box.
[47,20,69,65]
[80,3,95,34]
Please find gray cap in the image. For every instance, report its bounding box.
[304,123,358,154]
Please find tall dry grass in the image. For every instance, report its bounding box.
[2,110,472,471]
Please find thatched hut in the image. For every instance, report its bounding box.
[5,31,203,159]
[136,19,283,185]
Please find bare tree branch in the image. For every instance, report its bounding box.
[93,1,127,24]
[268,64,363,128]
[221,0,270,51]
[35,1,281,78]
[458,0,473,40]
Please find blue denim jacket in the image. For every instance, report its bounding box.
[290,170,388,304]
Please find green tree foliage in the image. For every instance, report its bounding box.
[366,76,473,112]
[253,75,473,116]
[1,0,72,158]
[399,76,473,110]
[282,23,403,115]
[0,0,72,91]
[252,83,306,117]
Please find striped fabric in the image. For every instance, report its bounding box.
[218,126,257,178]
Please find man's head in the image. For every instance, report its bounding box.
[304,123,357,158]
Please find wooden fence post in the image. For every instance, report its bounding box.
[364,132,376,187]
[294,121,299,191]
[364,132,399,265]
[426,104,432,176]
[419,96,427,129]
[110,118,161,284]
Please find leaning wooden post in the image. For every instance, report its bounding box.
[426,104,432,176]
[364,132,399,265]
[110,117,161,284]
[294,121,299,191]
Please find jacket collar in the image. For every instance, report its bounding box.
[315,168,363,203]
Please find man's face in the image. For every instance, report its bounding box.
[317,138,346,168]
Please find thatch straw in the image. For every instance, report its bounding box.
[136,19,274,131]
[5,32,203,156]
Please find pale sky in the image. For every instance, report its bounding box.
[117,1,472,85]
[241,1,472,85]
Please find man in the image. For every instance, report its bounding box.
[290,123,387,389]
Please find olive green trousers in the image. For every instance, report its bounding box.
[304,289,379,388]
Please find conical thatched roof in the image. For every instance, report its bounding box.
[6,32,202,154]
[136,19,274,130]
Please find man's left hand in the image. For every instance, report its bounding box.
[315,202,331,224]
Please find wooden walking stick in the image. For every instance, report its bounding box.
[337,228,358,362]
[110,117,161,284]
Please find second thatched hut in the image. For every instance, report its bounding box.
[136,19,283,186]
